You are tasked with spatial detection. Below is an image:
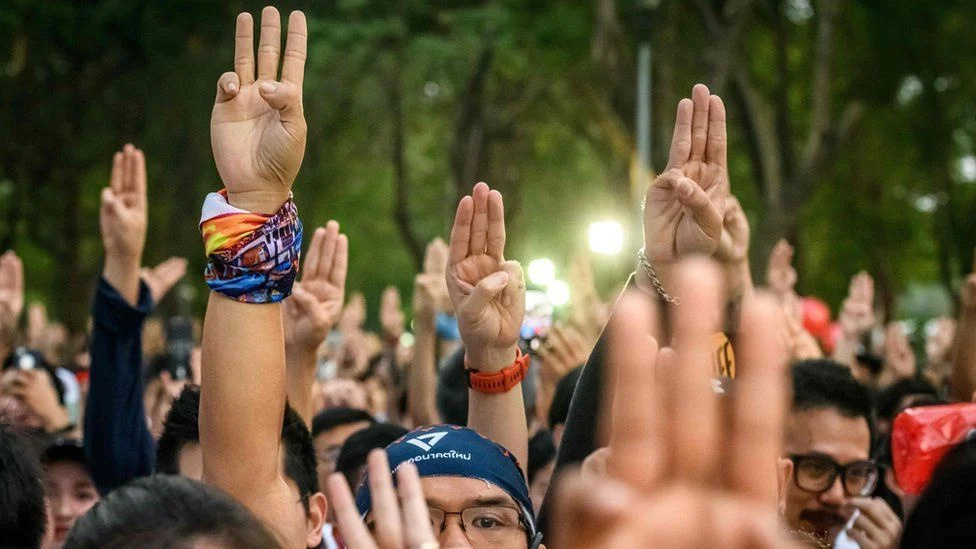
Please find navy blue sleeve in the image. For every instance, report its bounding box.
[84,277,156,495]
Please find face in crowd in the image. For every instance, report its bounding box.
[41,447,99,549]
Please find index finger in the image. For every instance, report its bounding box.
[330,234,349,289]
[665,99,693,170]
[448,196,474,265]
[396,463,439,547]
[604,291,663,490]
[727,294,788,503]
[327,473,378,549]
[281,10,307,88]
[302,227,325,280]
[234,12,255,85]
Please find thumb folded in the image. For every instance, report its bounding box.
[465,271,510,312]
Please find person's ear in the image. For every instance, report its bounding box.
[776,457,793,515]
[305,491,328,547]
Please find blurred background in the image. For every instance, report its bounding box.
[1,0,974,332]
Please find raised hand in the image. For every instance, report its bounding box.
[766,239,797,298]
[446,182,525,370]
[413,238,451,322]
[643,84,728,264]
[537,324,589,388]
[141,257,188,305]
[211,7,307,213]
[839,271,876,338]
[0,252,24,349]
[327,450,437,549]
[99,145,148,305]
[554,260,796,548]
[882,322,916,382]
[380,287,405,340]
[339,292,367,335]
[284,221,348,352]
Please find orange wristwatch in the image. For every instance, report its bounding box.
[466,349,531,394]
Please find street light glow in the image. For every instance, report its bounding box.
[589,221,624,255]
[547,280,570,306]
[527,258,556,287]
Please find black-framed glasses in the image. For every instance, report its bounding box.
[369,505,527,545]
[789,454,880,496]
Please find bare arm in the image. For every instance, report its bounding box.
[447,183,528,472]
[951,268,976,402]
[407,240,450,426]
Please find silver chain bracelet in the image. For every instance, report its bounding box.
[636,248,681,305]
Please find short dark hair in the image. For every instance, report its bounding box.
[875,378,940,422]
[528,429,556,483]
[0,425,46,549]
[547,366,582,429]
[900,439,976,548]
[790,359,875,445]
[336,423,408,490]
[64,475,280,549]
[311,407,375,438]
[156,385,319,510]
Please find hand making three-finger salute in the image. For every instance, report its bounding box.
[446,182,529,470]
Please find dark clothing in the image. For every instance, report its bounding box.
[84,277,155,495]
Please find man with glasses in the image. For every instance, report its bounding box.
[355,424,542,549]
[779,360,902,548]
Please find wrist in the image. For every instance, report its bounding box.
[225,189,291,214]
[42,406,71,434]
[465,344,518,373]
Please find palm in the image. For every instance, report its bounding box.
[644,85,727,264]
[210,8,307,212]
[289,279,342,346]
[211,87,304,199]
[451,254,519,346]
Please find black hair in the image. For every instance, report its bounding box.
[900,438,976,548]
[335,423,408,490]
[0,425,46,549]
[547,366,582,429]
[528,429,556,483]
[875,378,940,422]
[155,385,319,510]
[311,407,375,438]
[790,359,875,446]
[64,474,281,549]
[436,346,537,427]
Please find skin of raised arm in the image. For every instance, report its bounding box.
[408,313,440,426]
[950,271,976,402]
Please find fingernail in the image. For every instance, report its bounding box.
[260,82,276,94]
[227,82,237,93]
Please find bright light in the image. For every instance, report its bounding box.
[547,280,570,306]
[588,221,624,256]
[527,259,556,287]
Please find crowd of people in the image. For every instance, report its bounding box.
[2,6,976,549]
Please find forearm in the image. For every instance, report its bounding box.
[408,316,439,426]
[466,345,528,476]
[726,260,754,300]
[832,334,859,372]
[102,253,143,307]
[950,313,976,402]
[84,277,156,494]
[285,346,317,426]
[200,294,286,499]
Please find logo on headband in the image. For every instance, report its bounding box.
[405,432,448,452]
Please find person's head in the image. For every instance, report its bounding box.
[335,422,408,491]
[779,360,876,544]
[311,407,374,492]
[899,438,976,548]
[155,385,326,548]
[1,348,67,431]
[0,424,46,548]
[546,367,581,447]
[356,425,540,549]
[63,475,281,548]
[41,439,99,548]
[527,429,555,515]
[874,378,940,437]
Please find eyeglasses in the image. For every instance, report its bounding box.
[371,505,526,545]
[429,505,527,545]
[789,454,880,496]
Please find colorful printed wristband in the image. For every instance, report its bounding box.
[199,190,302,304]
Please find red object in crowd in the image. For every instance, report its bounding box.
[823,322,843,355]
[801,296,832,343]
[892,403,976,495]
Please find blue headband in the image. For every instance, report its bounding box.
[354,425,536,533]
